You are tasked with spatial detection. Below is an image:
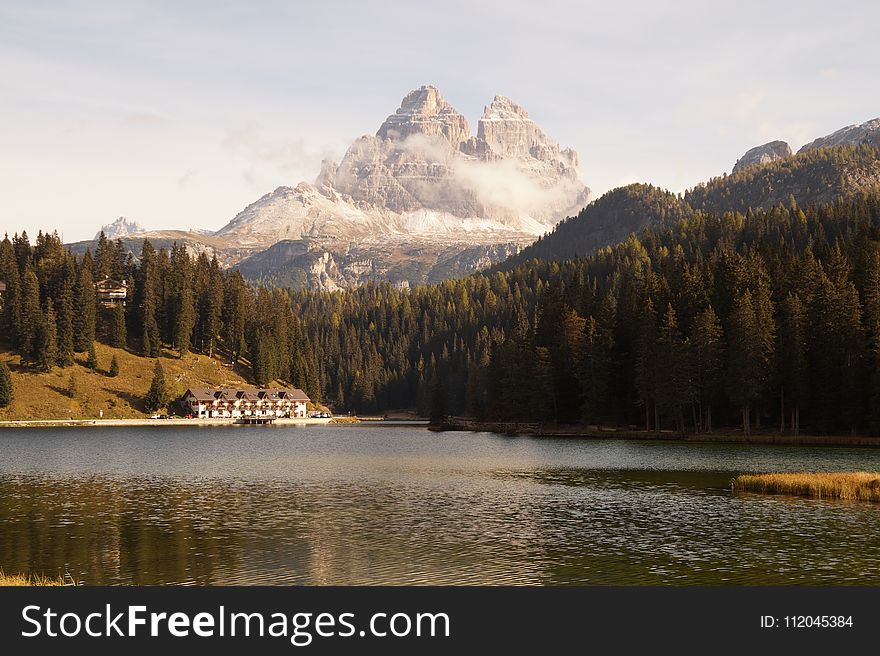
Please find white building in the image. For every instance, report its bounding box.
[182,387,310,419]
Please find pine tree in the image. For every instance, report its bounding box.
[779,293,806,435]
[108,355,119,378]
[170,243,195,356]
[33,299,58,371]
[635,297,658,430]
[690,305,723,432]
[139,240,161,357]
[726,291,760,435]
[17,264,41,361]
[66,370,77,399]
[110,302,127,348]
[73,251,96,352]
[655,303,687,431]
[94,231,114,280]
[0,361,13,408]
[86,341,98,370]
[145,360,169,411]
[0,236,20,342]
[55,258,75,366]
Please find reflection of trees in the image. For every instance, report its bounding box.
[0,473,554,585]
[0,476,263,584]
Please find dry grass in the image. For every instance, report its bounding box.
[732,471,880,501]
[0,343,249,421]
[0,568,67,586]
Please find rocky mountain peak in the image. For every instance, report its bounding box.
[482,95,532,121]
[96,216,144,240]
[732,140,792,173]
[476,93,569,166]
[376,84,470,147]
[798,117,880,153]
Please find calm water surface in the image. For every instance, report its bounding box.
[1,424,879,585]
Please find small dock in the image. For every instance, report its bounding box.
[236,417,276,425]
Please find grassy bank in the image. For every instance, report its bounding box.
[732,472,880,501]
[0,569,67,586]
[0,344,249,421]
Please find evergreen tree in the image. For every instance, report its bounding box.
[690,305,723,432]
[654,303,687,431]
[779,293,807,435]
[0,236,20,342]
[73,252,96,352]
[94,231,114,279]
[33,299,58,371]
[0,361,13,408]
[726,291,761,435]
[66,370,77,399]
[17,264,41,361]
[110,302,127,349]
[55,258,75,366]
[108,355,119,378]
[139,241,161,358]
[145,360,169,411]
[86,341,98,370]
[170,243,195,356]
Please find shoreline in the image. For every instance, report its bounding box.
[0,417,335,429]
[435,418,880,447]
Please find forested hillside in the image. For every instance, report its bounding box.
[496,184,692,269]
[6,191,880,434]
[686,144,880,214]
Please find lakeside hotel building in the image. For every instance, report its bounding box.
[182,387,310,419]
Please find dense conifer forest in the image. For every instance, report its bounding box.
[4,188,880,434]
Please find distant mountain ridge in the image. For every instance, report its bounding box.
[77,110,880,288]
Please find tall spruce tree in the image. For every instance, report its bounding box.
[138,240,161,357]
[73,251,96,352]
[33,299,58,371]
[17,264,41,361]
[55,257,76,367]
[110,302,127,349]
[726,291,761,434]
[690,305,723,432]
[0,361,13,408]
[145,360,169,411]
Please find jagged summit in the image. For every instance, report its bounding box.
[217,84,589,252]
[96,216,144,240]
[376,85,470,146]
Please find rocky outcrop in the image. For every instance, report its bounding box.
[798,118,880,153]
[216,85,588,252]
[96,216,144,240]
[233,236,524,291]
[732,141,792,172]
[375,85,470,146]
[210,84,590,288]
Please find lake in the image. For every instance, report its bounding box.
[1,424,879,585]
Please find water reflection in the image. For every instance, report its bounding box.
[1,426,879,585]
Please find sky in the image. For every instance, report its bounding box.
[1,0,879,243]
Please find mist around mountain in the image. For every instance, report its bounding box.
[77,107,880,290]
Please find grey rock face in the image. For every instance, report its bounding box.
[376,85,471,147]
[96,216,144,240]
[798,118,880,153]
[217,84,589,252]
[732,141,792,172]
